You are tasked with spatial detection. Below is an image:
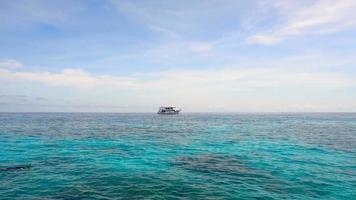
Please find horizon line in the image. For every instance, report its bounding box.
[1,111,355,114]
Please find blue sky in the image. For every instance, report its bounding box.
[1,0,356,112]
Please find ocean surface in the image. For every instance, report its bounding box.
[0,113,355,199]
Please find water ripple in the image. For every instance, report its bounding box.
[0,113,355,199]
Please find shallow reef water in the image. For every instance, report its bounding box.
[0,113,355,199]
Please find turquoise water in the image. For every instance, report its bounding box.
[0,113,355,199]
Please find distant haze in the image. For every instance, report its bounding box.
[1,0,356,112]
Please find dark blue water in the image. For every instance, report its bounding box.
[0,113,355,199]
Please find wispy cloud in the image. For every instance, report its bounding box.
[0,94,28,102]
[0,0,74,29]
[0,59,24,69]
[247,0,356,44]
[0,94,48,104]
[1,62,355,112]
[108,0,238,36]
[1,62,354,90]
[190,42,214,53]
[0,68,136,88]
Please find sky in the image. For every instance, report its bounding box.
[1,0,356,112]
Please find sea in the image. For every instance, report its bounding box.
[0,113,355,199]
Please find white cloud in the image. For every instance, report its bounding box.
[0,65,354,90]
[1,63,355,112]
[128,41,216,65]
[247,0,356,44]
[190,42,213,53]
[151,68,354,91]
[0,59,24,69]
[0,68,136,88]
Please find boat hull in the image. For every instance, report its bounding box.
[157,111,180,115]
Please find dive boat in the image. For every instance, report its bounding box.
[157,106,181,115]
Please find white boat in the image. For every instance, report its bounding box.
[157,106,181,115]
